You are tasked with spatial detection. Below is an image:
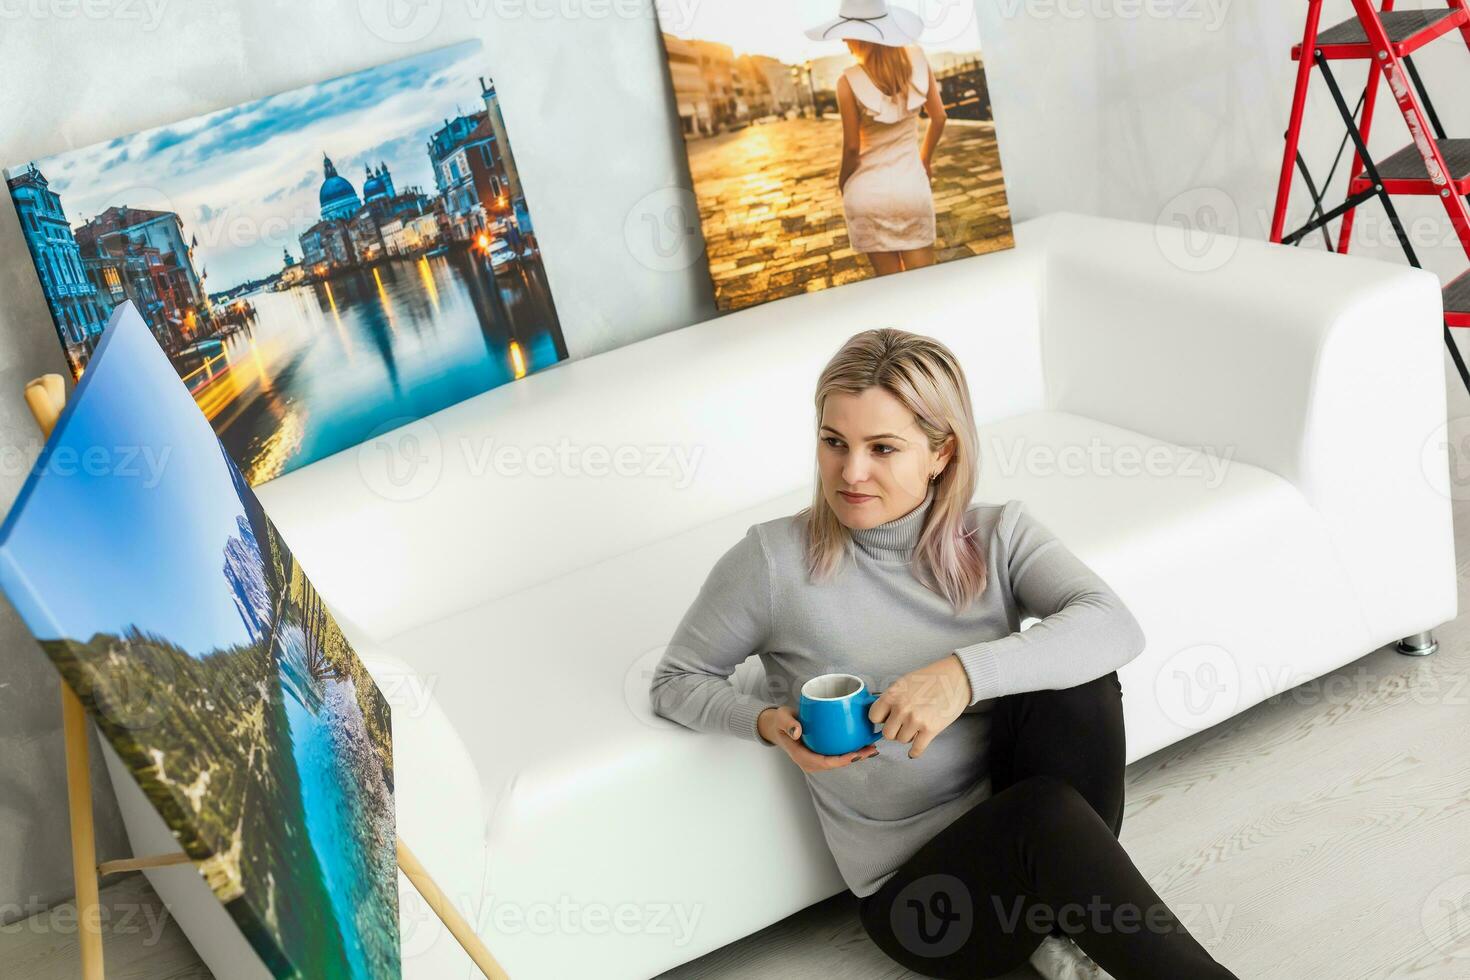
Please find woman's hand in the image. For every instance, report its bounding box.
[870,655,970,759]
[921,155,933,180]
[758,705,879,773]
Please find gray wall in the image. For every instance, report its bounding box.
[3,0,1466,917]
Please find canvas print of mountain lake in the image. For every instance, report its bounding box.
[0,303,400,978]
[5,37,566,486]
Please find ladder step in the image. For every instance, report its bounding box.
[1349,138,1470,195]
[1447,271,1470,328]
[1292,8,1468,60]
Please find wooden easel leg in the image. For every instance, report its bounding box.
[62,683,106,980]
[397,838,509,980]
[25,373,104,978]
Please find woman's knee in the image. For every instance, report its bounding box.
[1055,669,1122,706]
[1021,670,1124,731]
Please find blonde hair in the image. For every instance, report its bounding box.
[849,40,915,99]
[800,328,988,612]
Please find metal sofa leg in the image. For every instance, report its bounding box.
[1396,630,1439,656]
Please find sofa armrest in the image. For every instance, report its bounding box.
[1017,211,1456,645]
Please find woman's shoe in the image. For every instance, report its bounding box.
[1027,933,1115,980]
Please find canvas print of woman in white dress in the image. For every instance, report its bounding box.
[819,3,946,276]
[654,0,1013,311]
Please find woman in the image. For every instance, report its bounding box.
[806,1,946,276]
[649,328,1240,979]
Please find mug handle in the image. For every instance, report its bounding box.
[863,688,884,735]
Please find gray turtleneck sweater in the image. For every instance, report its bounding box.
[648,486,1148,898]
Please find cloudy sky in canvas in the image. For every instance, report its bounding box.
[8,39,489,291]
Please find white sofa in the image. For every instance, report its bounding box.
[118,211,1457,979]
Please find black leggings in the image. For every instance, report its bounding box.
[857,670,1240,979]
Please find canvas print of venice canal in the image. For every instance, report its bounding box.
[4,38,566,486]
[0,305,400,979]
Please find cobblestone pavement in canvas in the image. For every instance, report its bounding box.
[685,116,1013,310]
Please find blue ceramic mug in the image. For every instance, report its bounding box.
[799,673,885,756]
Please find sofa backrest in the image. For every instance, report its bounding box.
[256,218,1048,642]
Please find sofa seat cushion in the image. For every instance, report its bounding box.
[373,409,1371,978]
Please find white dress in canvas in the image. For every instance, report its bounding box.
[840,45,937,252]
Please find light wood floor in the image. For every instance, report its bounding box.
[7,495,1470,979]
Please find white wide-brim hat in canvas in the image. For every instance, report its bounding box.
[804,0,925,46]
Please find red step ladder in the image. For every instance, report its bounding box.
[1270,0,1470,393]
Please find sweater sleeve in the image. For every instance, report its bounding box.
[952,501,1147,706]
[648,524,781,745]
